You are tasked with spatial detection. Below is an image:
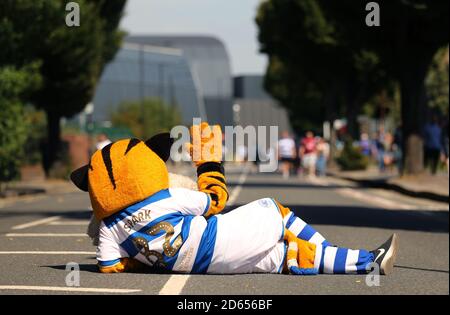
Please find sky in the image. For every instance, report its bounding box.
[119,0,267,75]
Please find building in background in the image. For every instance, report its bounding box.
[233,75,292,133]
[91,43,202,126]
[82,38,290,137]
[125,35,234,127]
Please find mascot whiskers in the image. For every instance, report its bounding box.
[72,123,398,275]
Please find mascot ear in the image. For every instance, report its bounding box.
[145,133,174,162]
[70,165,89,192]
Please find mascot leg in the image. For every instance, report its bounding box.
[275,201,374,275]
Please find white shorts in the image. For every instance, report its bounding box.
[207,198,286,274]
[302,153,317,168]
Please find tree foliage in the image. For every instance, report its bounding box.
[0,0,127,174]
[111,99,182,140]
[257,0,449,174]
[426,47,449,116]
[256,0,389,136]
[0,64,42,184]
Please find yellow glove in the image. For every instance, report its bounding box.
[186,122,228,217]
[284,229,318,275]
[187,122,222,167]
[98,258,148,273]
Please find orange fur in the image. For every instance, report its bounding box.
[88,139,169,220]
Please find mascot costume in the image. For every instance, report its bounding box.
[71,123,398,276]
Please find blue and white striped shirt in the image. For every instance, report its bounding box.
[97,188,216,273]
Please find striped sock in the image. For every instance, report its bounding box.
[275,203,374,275]
[283,212,333,247]
[315,245,374,274]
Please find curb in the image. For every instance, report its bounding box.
[329,172,449,203]
[0,187,46,199]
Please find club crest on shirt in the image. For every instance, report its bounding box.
[258,199,271,208]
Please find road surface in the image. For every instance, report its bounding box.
[0,164,448,295]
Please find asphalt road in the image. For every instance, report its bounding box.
[0,164,448,295]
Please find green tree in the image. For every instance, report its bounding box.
[0,65,41,188]
[0,0,127,175]
[256,0,388,139]
[111,99,182,139]
[326,0,449,175]
[426,47,449,116]
[257,0,449,175]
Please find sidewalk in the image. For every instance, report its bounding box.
[328,167,449,203]
[0,179,77,199]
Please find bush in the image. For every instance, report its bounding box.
[111,98,182,139]
[0,66,41,187]
[23,107,47,165]
[336,138,369,171]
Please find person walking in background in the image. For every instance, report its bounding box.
[316,137,330,177]
[393,125,403,174]
[441,118,449,174]
[278,131,297,179]
[423,115,443,175]
[300,131,317,177]
[359,133,372,157]
[373,131,386,173]
[383,132,395,173]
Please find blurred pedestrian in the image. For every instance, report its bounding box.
[373,131,386,173]
[316,137,330,177]
[383,132,395,173]
[300,131,317,177]
[441,118,449,174]
[96,133,112,151]
[393,125,403,174]
[423,115,442,175]
[359,133,372,157]
[278,131,296,179]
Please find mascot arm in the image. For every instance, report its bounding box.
[187,122,228,217]
[197,162,229,217]
[98,257,147,273]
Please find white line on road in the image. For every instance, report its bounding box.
[11,216,62,230]
[0,285,141,294]
[0,251,95,255]
[307,176,446,211]
[5,233,87,237]
[158,275,191,295]
[228,164,250,204]
[336,188,416,210]
[48,220,89,226]
[158,164,249,295]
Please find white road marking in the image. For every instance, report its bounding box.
[158,164,249,295]
[48,220,89,226]
[228,164,250,204]
[5,233,87,237]
[0,251,95,255]
[0,195,46,209]
[158,275,191,295]
[306,176,329,187]
[307,176,447,211]
[11,216,61,230]
[336,188,415,210]
[0,285,141,294]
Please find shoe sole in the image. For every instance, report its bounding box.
[380,233,399,275]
